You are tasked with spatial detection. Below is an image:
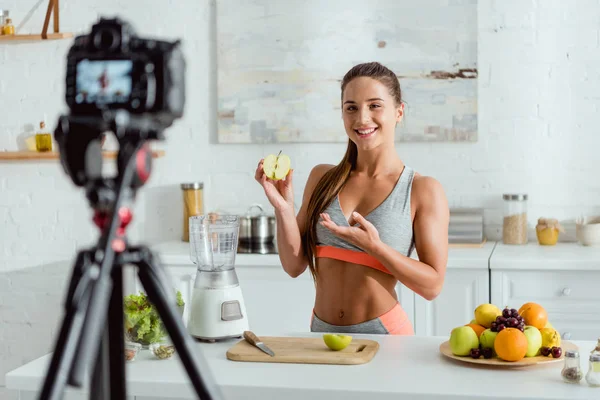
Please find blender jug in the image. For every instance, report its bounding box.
[187,214,248,340]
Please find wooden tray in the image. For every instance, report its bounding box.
[439,340,578,368]
[226,336,379,365]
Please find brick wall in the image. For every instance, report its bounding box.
[2,0,600,397]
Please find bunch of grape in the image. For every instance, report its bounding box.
[490,307,525,332]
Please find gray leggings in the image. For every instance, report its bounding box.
[311,312,389,334]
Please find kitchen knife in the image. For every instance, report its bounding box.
[243,331,275,357]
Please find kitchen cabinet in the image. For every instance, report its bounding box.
[490,242,600,341]
[414,268,490,336]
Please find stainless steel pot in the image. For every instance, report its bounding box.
[239,204,276,243]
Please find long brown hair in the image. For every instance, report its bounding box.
[301,62,403,282]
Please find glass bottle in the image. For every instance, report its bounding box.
[502,194,528,245]
[0,10,8,35]
[561,350,583,383]
[2,18,14,35]
[35,121,53,152]
[586,353,600,387]
[181,183,204,242]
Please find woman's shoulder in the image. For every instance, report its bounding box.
[411,172,447,207]
[307,163,336,182]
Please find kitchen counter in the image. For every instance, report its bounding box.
[150,240,497,269]
[6,334,600,400]
[491,242,600,270]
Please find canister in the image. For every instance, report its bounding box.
[502,194,528,244]
[181,183,204,242]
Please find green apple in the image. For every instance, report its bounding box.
[523,325,543,357]
[262,153,291,180]
[323,334,352,351]
[449,326,479,356]
[480,328,498,350]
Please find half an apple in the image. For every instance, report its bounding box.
[262,153,291,180]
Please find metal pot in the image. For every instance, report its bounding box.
[239,204,276,243]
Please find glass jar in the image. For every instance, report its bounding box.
[586,353,600,386]
[2,17,14,35]
[181,182,204,242]
[35,121,53,152]
[0,9,8,34]
[561,350,583,383]
[502,194,528,245]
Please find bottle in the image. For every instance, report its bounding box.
[586,353,600,387]
[181,183,204,242]
[2,18,14,35]
[35,121,53,152]
[561,350,583,383]
[502,194,528,245]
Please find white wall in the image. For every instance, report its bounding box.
[1,0,600,397]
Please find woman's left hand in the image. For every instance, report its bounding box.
[319,212,381,254]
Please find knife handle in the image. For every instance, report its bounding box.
[243,330,261,346]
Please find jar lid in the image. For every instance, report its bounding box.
[565,350,579,358]
[181,182,203,190]
[503,194,528,201]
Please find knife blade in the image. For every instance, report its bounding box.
[243,330,275,357]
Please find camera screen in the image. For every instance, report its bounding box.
[75,59,133,105]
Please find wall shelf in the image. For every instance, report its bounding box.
[0,150,165,161]
[0,33,74,42]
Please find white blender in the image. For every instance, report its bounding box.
[187,214,249,341]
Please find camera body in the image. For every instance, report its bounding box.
[65,17,185,122]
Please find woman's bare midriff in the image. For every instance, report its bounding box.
[312,257,399,325]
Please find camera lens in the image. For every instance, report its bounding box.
[93,27,119,51]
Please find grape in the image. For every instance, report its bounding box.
[518,327,524,332]
[518,322,525,329]
[540,347,551,356]
[511,309,519,317]
[507,317,518,327]
[470,348,481,359]
[498,316,507,325]
[481,348,493,359]
[491,322,497,330]
[502,308,511,318]
[497,324,506,332]
[552,347,562,358]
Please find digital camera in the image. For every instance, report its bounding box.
[64,17,185,123]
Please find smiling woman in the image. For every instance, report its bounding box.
[255,61,450,336]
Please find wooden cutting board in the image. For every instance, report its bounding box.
[226,336,380,365]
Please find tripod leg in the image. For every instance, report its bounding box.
[90,266,126,400]
[39,250,96,400]
[132,247,222,400]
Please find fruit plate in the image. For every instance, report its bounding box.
[439,340,578,368]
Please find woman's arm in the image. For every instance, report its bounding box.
[368,176,449,300]
[274,164,333,278]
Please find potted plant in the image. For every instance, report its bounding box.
[123,290,185,347]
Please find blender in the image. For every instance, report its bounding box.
[187,214,249,341]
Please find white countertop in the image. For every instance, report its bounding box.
[491,242,600,270]
[6,334,600,400]
[149,240,497,269]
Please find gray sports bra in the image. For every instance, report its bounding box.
[315,166,416,274]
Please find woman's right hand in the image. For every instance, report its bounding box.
[255,159,294,212]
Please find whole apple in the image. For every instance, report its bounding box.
[449,326,479,356]
[523,326,543,357]
[480,328,498,350]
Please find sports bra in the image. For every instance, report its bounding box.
[314,166,416,275]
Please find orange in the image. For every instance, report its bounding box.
[465,323,486,338]
[494,327,528,362]
[518,302,548,330]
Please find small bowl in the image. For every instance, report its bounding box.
[125,341,142,362]
[576,216,600,246]
[150,342,176,360]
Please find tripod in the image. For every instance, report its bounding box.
[38,114,223,400]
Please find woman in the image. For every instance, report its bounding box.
[254,61,449,335]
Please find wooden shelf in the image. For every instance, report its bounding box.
[0,33,74,42]
[0,150,165,161]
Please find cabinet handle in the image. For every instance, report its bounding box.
[561,287,571,296]
[562,332,571,340]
